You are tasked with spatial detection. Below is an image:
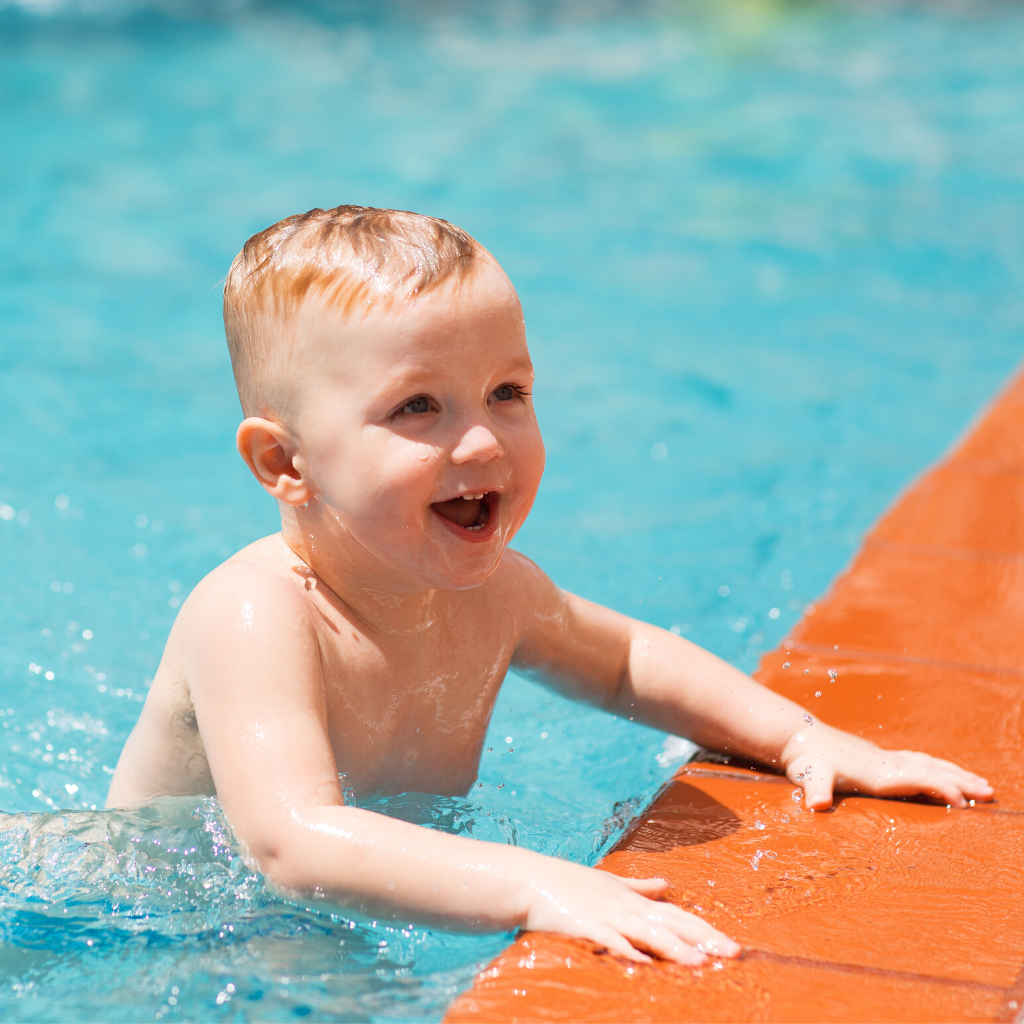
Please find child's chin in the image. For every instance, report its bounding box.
[426,549,505,591]
[438,564,502,591]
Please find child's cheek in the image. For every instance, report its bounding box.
[514,423,546,505]
[382,442,445,518]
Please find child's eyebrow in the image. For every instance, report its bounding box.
[501,358,535,377]
[371,360,535,403]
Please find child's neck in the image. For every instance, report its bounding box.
[280,504,441,638]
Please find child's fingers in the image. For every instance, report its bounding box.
[933,764,992,798]
[629,897,739,957]
[909,751,988,781]
[619,876,669,898]
[617,889,740,961]
[899,753,993,795]
[873,765,978,806]
[656,905,740,957]
[793,762,837,810]
[593,926,653,964]
[801,778,835,810]
[618,916,707,965]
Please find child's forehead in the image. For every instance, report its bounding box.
[300,261,526,363]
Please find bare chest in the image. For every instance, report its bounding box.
[315,615,517,799]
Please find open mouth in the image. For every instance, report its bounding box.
[430,491,499,538]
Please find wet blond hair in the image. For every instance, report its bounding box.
[223,205,481,416]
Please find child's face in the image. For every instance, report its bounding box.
[290,260,545,592]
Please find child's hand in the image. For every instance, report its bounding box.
[781,723,994,811]
[521,859,740,965]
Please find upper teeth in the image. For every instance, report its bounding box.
[462,493,485,500]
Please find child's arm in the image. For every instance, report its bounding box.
[184,565,739,965]
[509,555,993,810]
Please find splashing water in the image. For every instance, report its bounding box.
[0,797,523,1021]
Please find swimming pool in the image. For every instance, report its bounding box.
[1,0,1023,1019]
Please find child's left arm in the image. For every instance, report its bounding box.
[509,557,992,810]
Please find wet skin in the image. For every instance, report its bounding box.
[108,258,992,965]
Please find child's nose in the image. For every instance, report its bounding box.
[450,424,503,465]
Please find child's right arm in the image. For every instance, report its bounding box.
[185,565,739,965]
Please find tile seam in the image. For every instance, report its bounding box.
[864,537,1024,567]
[741,948,1010,995]
[930,460,1024,478]
[787,641,1024,680]
[994,957,1024,1023]
[947,459,1024,477]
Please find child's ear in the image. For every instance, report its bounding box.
[236,418,311,507]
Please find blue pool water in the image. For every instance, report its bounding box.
[2,0,1023,1019]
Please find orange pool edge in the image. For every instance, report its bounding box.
[445,365,1024,1024]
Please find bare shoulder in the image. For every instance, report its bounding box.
[173,534,320,675]
[107,535,324,808]
[186,533,305,610]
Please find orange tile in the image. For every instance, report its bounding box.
[604,775,1024,988]
[754,650,1024,808]
[446,937,1005,1023]
[872,466,1024,556]
[792,545,1024,672]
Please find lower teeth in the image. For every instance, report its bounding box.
[465,502,489,531]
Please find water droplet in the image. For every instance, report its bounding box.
[782,662,791,669]
[803,713,814,724]
[814,690,822,697]
[792,789,803,803]
[754,820,765,830]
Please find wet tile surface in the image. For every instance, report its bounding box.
[872,467,1024,556]
[755,650,1024,810]
[605,774,1024,987]
[792,546,1024,672]
[449,933,1008,1023]
[447,368,1024,1022]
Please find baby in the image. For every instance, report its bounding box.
[107,205,991,965]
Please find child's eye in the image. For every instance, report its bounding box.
[397,395,433,415]
[491,383,529,404]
